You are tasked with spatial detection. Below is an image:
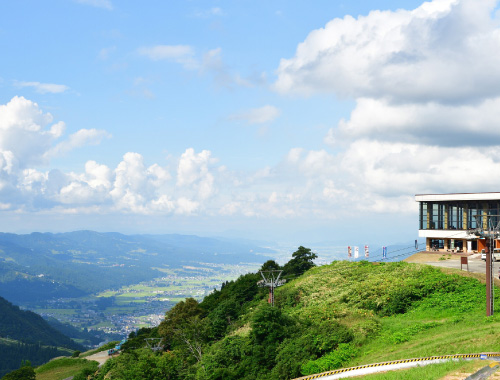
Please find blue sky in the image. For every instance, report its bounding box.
[1,0,499,245]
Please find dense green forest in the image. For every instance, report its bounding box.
[0,296,82,349]
[0,296,81,377]
[0,342,68,378]
[55,246,499,380]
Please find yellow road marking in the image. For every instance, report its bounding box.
[294,353,500,380]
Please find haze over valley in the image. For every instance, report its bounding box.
[0,231,277,340]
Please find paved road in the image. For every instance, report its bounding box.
[59,349,116,379]
[412,254,500,277]
[85,350,114,366]
[467,362,500,380]
[294,355,500,380]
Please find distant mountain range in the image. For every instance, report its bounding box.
[0,231,274,305]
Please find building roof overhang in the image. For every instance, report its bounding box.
[415,192,500,202]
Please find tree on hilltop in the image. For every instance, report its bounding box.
[283,246,317,277]
[158,298,207,362]
[259,260,281,272]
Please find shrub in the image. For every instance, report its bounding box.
[72,361,98,380]
[300,343,359,375]
[1,366,36,380]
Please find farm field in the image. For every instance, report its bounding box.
[32,262,260,339]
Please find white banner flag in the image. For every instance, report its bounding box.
[354,246,359,258]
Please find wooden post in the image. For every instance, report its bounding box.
[486,245,494,316]
[460,256,468,271]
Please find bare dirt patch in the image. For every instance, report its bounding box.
[405,252,463,263]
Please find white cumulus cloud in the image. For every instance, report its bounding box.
[274,0,500,104]
[332,97,500,146]
[177,148,215,199]
[271,0,500,219]
[0,96,109,169]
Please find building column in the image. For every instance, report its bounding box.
[444,205,448,229]
[463,206,468,230]
[483,203,488,230]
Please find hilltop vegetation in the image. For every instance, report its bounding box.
[67,250,500,380]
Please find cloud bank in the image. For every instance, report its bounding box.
[275,0,500,104]
[0,96,360,219]
[274,0,500,213]
[6,0,500,228]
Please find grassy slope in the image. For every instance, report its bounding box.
[31,344,114,380]
[33,260,500,380]
[356,359,491,380]
[0,338,74,378]
[274,260,500,377]
[35,358,98,380]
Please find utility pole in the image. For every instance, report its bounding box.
[257,270,286,307]
[145,338,163,352]
[471,214,499,316]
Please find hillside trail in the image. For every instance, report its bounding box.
[60,351,116,380]
[85,350,115,366]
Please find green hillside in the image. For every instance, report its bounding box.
[60,254,499,380]
[0,296,82,377]
[6,252,498,380]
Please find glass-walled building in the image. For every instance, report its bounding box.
[416,193,500,253]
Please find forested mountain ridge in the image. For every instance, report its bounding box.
[0,296,82,349]
[0,231,273,305]
[0,295,82,377]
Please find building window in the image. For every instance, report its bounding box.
[430,203,444,229]
[430,239,444,250]
[467,203,482,229]
[488,202,500,229]
[420,202,428,230]
[448,203,463,229]
[448,239,464,250]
